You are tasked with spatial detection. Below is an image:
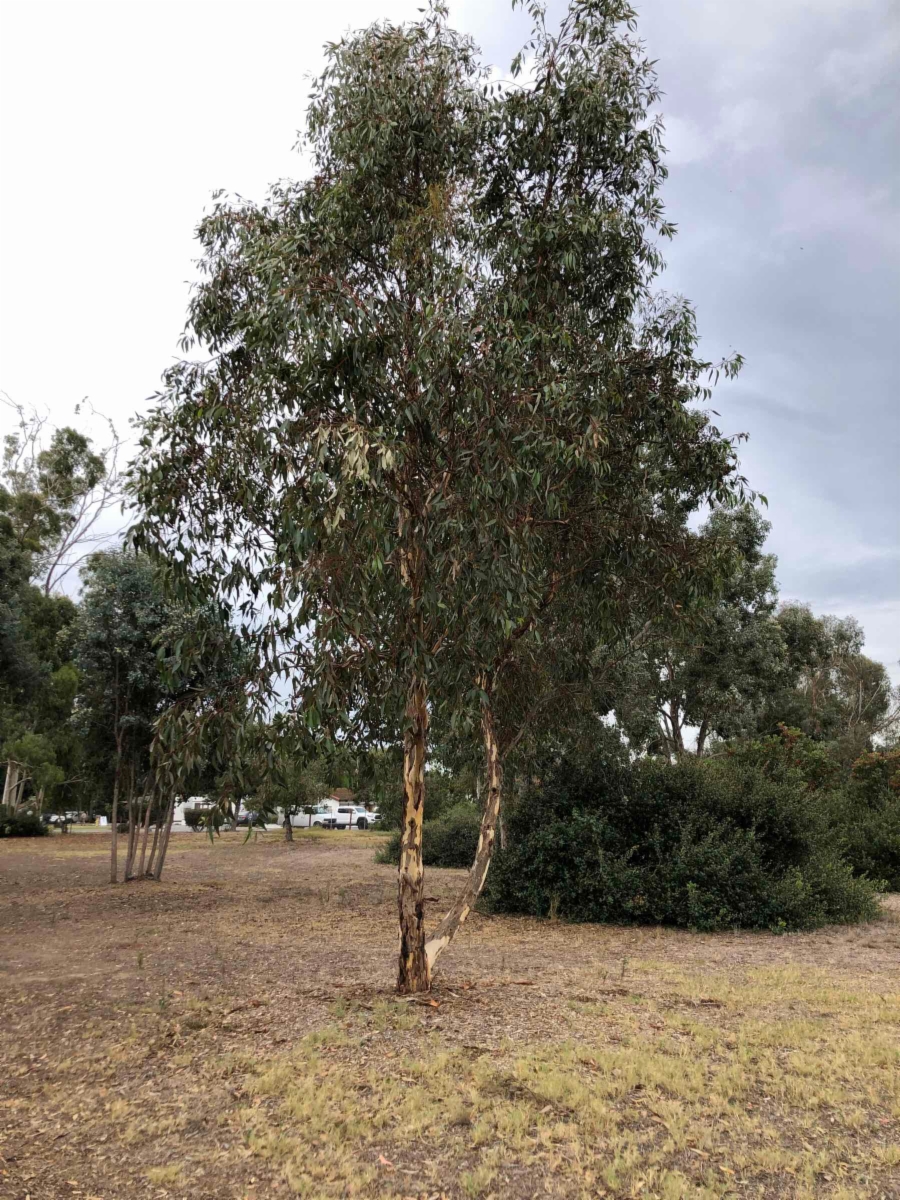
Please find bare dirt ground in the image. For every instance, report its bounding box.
[1,830,898,1200]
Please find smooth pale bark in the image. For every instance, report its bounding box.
[1,761,15,811]
[397,677,430,994]
[425,697,502,974]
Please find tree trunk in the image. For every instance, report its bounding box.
[1,761,15,811]
[397,677,430,994]
[425,694,502,975]
[123,786,137,882]
[499,809,508,852]
[145,811,161,877]
[36,787,45,815]
[283,813,294,842]
[695,717,710,758]
[137,792,153,878]
[152,794,176,881]
[110,746,122,884]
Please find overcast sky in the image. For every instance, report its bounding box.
[1,0,897,679]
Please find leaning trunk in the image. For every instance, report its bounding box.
[425,693,502,974]
[397,677,429,994]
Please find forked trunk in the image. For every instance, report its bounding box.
[425,694,502,974]
[397,677,429,994]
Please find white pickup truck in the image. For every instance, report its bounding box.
[290,803,379,830]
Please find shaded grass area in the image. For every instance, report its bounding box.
[1,832,898,1199]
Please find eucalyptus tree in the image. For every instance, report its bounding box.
[610,506,786,757]
[132,0,749,991]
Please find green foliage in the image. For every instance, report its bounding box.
[131,0,749,793]
[611,506,786,756]
[487,738,880,931]
[759,605,898,744]
[0,808,48,838]
[376,800,481,868]
[821,749,900,891]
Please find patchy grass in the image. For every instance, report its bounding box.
[1,831,898,1198]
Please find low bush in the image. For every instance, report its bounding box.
[0,809,49,838]
[376,801,481,869]
[486,740,880,932]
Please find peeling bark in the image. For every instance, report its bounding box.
[397,677,429,994]
[425,694,503,974]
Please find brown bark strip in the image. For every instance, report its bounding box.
[397,677,430,994]
[425,690,503,974]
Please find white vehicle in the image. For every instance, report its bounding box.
[290,803,337,829]
[332,805,380,830]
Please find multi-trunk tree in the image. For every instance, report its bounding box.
[131,0,750,991]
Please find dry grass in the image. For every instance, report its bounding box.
[1,830,898,1199]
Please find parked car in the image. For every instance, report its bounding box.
[290,804,337,829]
[235,810,267,827]
[333,805,380,830]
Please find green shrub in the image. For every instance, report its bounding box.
[486,742,880,932]
[0,809,49,838]
[821,749,900,891]
[376,801,481,869]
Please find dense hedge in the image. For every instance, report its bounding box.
[0,809,49,838]
[376,802,481,869]
[485,739,880,932]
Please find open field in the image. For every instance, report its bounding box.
[1,831,898,1200]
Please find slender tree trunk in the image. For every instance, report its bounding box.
[153,794,176,881]
[499,809,508,852]
[110,744,123,884]
[283,812,294,842]
[397,677,430,994]
[145,811,161,877]
[36,787,45,814]
[1,761,15,811]
[695,717,710,758]
[123,776,137,882]
[137,792,153,877]
[425,693,503,974]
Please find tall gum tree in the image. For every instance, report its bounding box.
[132,0,750,992]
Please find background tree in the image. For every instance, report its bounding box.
[131,0,750,991]
[760,605,899,752]
[611,506,785,757]
[1,394,123,595]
